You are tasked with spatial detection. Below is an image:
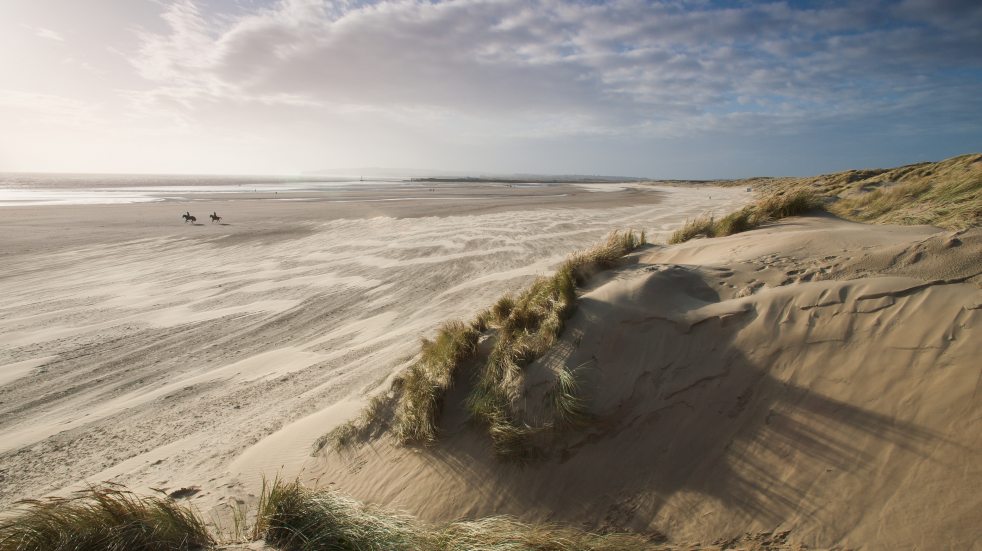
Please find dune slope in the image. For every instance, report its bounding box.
[309,216,982,549]
[708,152,982,230]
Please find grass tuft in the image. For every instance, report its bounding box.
[548,365,589,428]
[438,516,657,551]
[753,187,823,221]
[564,230,646,284]
[316,392,397,453]
[471,308,494,332]
[393,320,480,445]
[318,229,646,459]
[714,209,754,236]
[254,478,423,550]
[0,486,213,551]
[491,296,516,324]
[254,479,656,550]
[468,230,645,457]
[668,215,716,244]
[669,188,822,244]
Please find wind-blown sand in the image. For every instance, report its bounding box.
[307,216,982,550]
[0,183,743,514]
[3,179,979,549]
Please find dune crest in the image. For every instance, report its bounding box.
[309,217,982,549]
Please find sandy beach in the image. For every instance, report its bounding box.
[3,1,980,547]
[0,182,745,514]
[2,173,980,549]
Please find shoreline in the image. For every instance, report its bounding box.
[0,184,691,259]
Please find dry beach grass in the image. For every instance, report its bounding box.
[323,230,646,459]
[0,486,212,551]
[253,479,658,551]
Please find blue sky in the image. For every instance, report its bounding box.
[1,0,980,178]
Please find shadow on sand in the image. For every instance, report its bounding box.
[407,266,954,537]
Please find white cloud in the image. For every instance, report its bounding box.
[21,23,65,42]
[122,0,982,142]
[3,0,980,175]
[36,27,64,41]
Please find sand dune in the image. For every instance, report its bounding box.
[0,184,744,515]
[308,216,981,549]
[4,178,978,549]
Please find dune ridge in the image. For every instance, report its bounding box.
[676,153,982,230]
[302,155,981,548]
[2,156,981,549]
[309,216,981,550]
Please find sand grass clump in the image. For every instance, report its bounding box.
[320,321,478,452]
[548,365,589,428]
[393,320,480,445]
[317,377,407,453]
[668,215,717,244]
[714,209,754,236]
[471,308,494,332]
[827,155,982,228]
[316,392,396,452]
[437,516,656,551]
[318,420,361,452]
[254,479,423,550]
[319,230,646,458]
[0,486,213,551]
[469,230,645,457]
[254,479,656,551]
[491,296,516,322]
[754,187,823,220]
[715,153,981,230]
[669,188,822,244]
[565,229,646,283]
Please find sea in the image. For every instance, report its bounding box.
[0,173,414,207]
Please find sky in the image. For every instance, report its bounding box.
[1,0,981,179]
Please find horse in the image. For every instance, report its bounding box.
[209,213,221,223]
[182,213,196,223]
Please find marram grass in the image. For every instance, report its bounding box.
[715,153,981,230]
[315,392,395,452]
[393,320,480,445]
[669,188,821,244]
[254,479,422,550]
[548,365,590,428]
[0,486,213,551]
[254,479,657,551]
[321,229,647,458]
[670,152,982,244]
[826,154,982,228]
[468,230,645,457]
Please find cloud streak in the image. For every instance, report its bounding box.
[21,23,65,42]
[2,0,980,175]
[125,0,982,141]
